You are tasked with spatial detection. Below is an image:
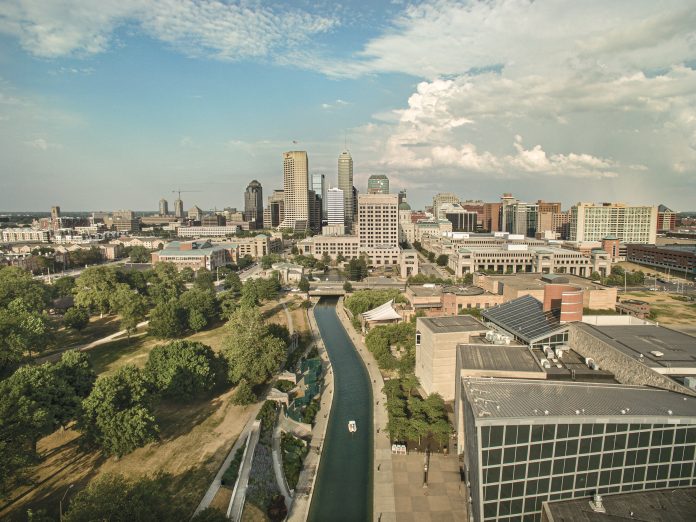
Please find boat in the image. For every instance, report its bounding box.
[348,420,357,433]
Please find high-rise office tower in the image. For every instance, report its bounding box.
[311,173,327,214]
[263,190,284,229]
[367,174,390,194]
[358,193,399,249]
[174,198,184,219]
[308,190,322,233]
[281,151,309,230]
[51,206,61,220]
[338,150,354,229]
[159,198,169,216]
[244,180,263,227]
[499,193,518,233]
[326,187,345,226]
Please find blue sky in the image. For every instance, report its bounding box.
[1,0,695,212]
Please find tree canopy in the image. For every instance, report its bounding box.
[222,307,286,386]
[144,340,226,400]
[74,266,120,316]
[148,300,187,339]
[0,266,50,313]
[80,365,158,457]
[63,306,90,331]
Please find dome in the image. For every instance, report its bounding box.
[399,201,411,210]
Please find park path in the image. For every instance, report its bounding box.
[271,424,293,509]
[227,420,262,521]
[336,298,397,522]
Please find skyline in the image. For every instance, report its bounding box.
[2,0,696,211]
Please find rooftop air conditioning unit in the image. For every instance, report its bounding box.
[650,350,664,357]
[540,358,551,369]
[555,348,564,359]
[485,330,495,341]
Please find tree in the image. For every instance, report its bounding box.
[148,300,186,339]
[74,266,119,316]
[231,378,256,405]
[343,281,353,292]
[240,279,259,308]
[237,255,253,270]
[298,277,310,293]
[590,271,602,281]
[0,298,50,367]
[80,365,158,457]
[321,251,331,266]
[127,246,151,263]
[63,473,186,522]
[436,254,449,267]
[110,284,148,336]
[224,271,242,293]
[180,267,195,284]
[222,307,286,385]
[52,276,76,298]
[180,288,218,332]
[291,246,299,255]
[54,350,97,400]
[117,269,148,295]
[427,251,435,263]
[0,266,50,313]
[63,307,90,331]
[194,268,215,291]
[257,276,281,301]
[336,253,345,263]
[148,263,184,305]
[217,291,238,320]
[145,341,226,400]
[347,257,368,281]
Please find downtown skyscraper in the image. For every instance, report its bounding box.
[281,151,309,231]
[338,150,354,232]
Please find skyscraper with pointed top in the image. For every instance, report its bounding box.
[338,150,353,231]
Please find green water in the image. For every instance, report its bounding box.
[308,298,373,522]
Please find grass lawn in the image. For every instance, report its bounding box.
[1,297,306,521]
[624,291,696,326]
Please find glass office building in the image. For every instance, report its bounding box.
[460,379,696,521]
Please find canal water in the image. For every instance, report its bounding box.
[308,298,373,522]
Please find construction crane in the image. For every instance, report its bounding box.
[172,189,201,200]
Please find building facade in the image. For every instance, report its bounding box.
[367,174,390,194]
[174,198,184,219]
[159,198,169,216]
[627,243,696,278]
[312,173,326,214]
[570,203,658,244]
[358,193,400,266]
[432,192,460,220]
[326,187,345,226]
[244,180,263,227]
[338,150,354,230]
[281,151,309,230]
[1,228,51,243]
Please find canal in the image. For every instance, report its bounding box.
[308,298,373,522]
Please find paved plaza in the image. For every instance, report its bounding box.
[392,452,468,522]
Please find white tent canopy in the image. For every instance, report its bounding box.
[361,299,401,322]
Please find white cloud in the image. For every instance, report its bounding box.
[321,99,351,110]
[0,0,337,60]
[24,138,62,150]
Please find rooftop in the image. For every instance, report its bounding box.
[482,295,568,344]
[408,285,443,297]
[543,487,696,521]
[462,378,696,420]
[418,315,487,334]
[457,341,543,374]
[574,323,696,371]
[478,272,611,292]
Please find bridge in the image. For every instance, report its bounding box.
[308,278,406,297]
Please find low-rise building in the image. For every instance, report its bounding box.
[298,234,360,260]
[152,240,228,271]
[176,225,241,238]
[627,243,696,278]
[474,273,617,310]
[405,284,504,317]
[1,228,50,243]
[271,262,304,284]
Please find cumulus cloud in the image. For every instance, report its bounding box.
[0,0,337,60]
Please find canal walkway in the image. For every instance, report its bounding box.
[227,420,261,521]
[287,302,335,522]
[336,297,397,522]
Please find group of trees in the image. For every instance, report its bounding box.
[222,307,287,405]
[365,322,416,373]
[600,266,646,287]
[383,376,451,449]
[0,351,95,495]
[346,257,368,281]
[0,267,52,374]
[81,340,228,459]
[344,289,406,317]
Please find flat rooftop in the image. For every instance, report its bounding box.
[574,323,696,371]
[481,272,610,292]
[458,341,543,374]
[543,487,696,521]
[408,285,443,297]
[462,378,696,420]
[418,315,487,334]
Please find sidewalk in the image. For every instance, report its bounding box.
[335,298,397,522]
[227,420,262,521]
[287,304,335,522]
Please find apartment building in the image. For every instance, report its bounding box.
[1,228,50,243]
[570,202,657,244]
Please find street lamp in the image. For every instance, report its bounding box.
[60,484,74,521]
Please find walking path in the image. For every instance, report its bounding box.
[286,303,335,522]
[227,420,262,521]
[272,424,293,509]
[335,298,397,522]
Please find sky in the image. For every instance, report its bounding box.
[1,0,695,212]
